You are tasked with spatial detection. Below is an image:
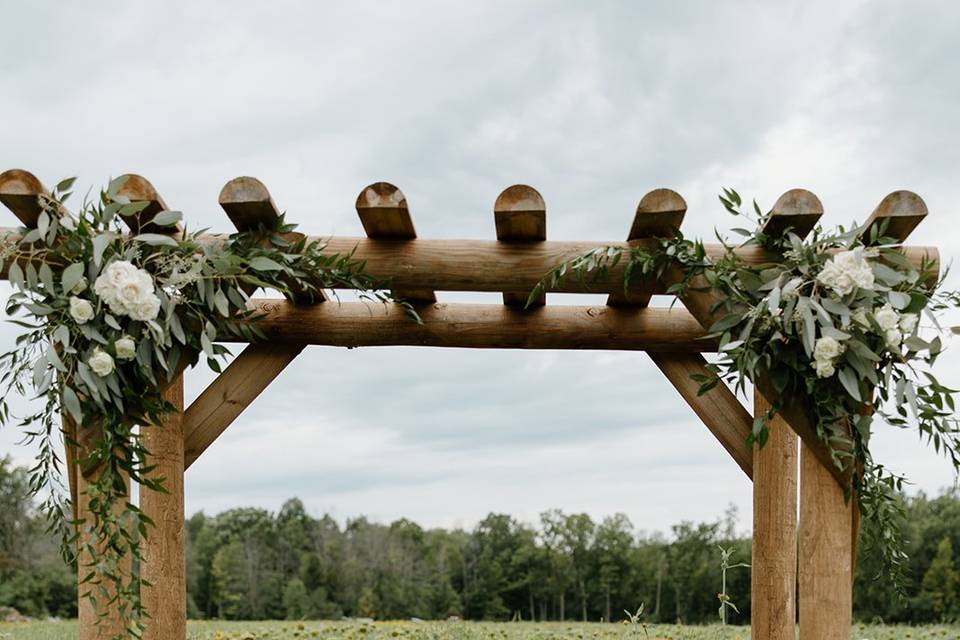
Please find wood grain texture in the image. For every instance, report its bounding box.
[184,343,305,469]
[243,300,715,352]
[113,173,180,234]
[862,190,928,241]
[140,376,186,640]
[751,390,798,640]
[649,352,752,478]
[761,188,823,238]
[218,176,281,231]
[356,182,436,302]
[494,185,546,306]
[799,442,853,640]
[0,169,48,227]
[608,188,686,307]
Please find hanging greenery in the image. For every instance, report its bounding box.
[0,176,414,637]
[530,189,960,595]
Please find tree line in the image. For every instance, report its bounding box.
[1,456,958,623]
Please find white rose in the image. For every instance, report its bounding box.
[88,348,115,377]
[115,336,137,361]
[71,277,88,295]
[885,328,903,349]
[817,249,875,297]
[814,336,844,362]
[899,313,918,334]
[128,294,161,322]
[875,304,900,331]
[69,296,94,324]
[94,260,160,321]
[815,359,836,378]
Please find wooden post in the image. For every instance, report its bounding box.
[140,375,186,640]
[494,185,547,306]
[751,391,798,640]
[799,443,853,639]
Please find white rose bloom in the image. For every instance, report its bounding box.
[885,328,903,349]
[875,304,900,331]
[115,336,137,361]
[88,348,115,377]
[94,260,161,321]
[69,296,94,324]
[128,294,161,322]
[899,313,919,334]
[814,336,844,362]
[817,249,875,297]
[71,277,88,295]
[815,359,836,378]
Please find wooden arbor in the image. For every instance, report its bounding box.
[0,169,940,640]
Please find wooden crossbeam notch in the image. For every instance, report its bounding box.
[751,188,820,640]
[608,188,686,307]
[494,185,546,306]
[182,177,314,470]
[0,169,52,227]
[114,173,181,234]
[862,190,928,241]
[610,188,753,477]
[356,182,436,303]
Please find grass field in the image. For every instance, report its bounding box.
[2,620,960,640]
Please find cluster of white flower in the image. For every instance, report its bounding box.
[813,336,845,378]
[816,248,875,297]
[93,260,161,322]
[875,304,918,349]
[86,335,137,377]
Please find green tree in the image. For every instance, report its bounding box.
[920,536,959,622]
[283,578,310,619]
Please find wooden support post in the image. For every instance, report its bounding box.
[140,376,186,640]
[494,185,547,306]
[752,391,798,640]
[799,442,853,639]
[356,182,436,302]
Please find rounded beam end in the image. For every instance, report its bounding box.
[357,182,407,210]
[219,176,272,205]
[0,169,45,196]
[494,184,545,213]
[873,190,928,218]
[771,188,824,216]
[637,188,687,215]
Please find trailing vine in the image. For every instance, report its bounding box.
[530,189,960,595]
[0,177,415,637]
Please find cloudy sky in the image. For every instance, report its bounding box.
[2,1,959,535]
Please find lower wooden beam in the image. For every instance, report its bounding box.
[751,391,798,640]
[246,300,714,352]
[649,352,753,478]
[140,376,186,640]
[183,343,304,469]
[799,442,853,640]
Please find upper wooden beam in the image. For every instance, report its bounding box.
[239,299,714,352]
[861,190,927,242]
[0,169,50,227]
[494,185,546,306]
[609,188,687,306]
[356,182,436,303]
[218,176,281,231]
[761,188,823,238]
[113,173,180,234]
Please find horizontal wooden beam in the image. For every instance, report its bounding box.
[232,300,715,352]
[0,227,938,295]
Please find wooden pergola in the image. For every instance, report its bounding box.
[0,169,938,640]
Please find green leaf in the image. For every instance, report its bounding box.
[150,210,182,227]
[92,234,111,266]
[61,262,85,295]
[62,386,82,423]
[248,256,285,272]
[838,367,862,402]
[134,233,179,247]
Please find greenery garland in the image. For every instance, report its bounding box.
[530,189,960,595]
[0,177,414,637]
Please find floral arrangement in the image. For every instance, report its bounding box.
[0,177,411,636]
[531,189,960,593]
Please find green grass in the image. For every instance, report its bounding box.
[1,620,959,640]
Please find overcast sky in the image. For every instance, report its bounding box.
[1,1,959,536]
